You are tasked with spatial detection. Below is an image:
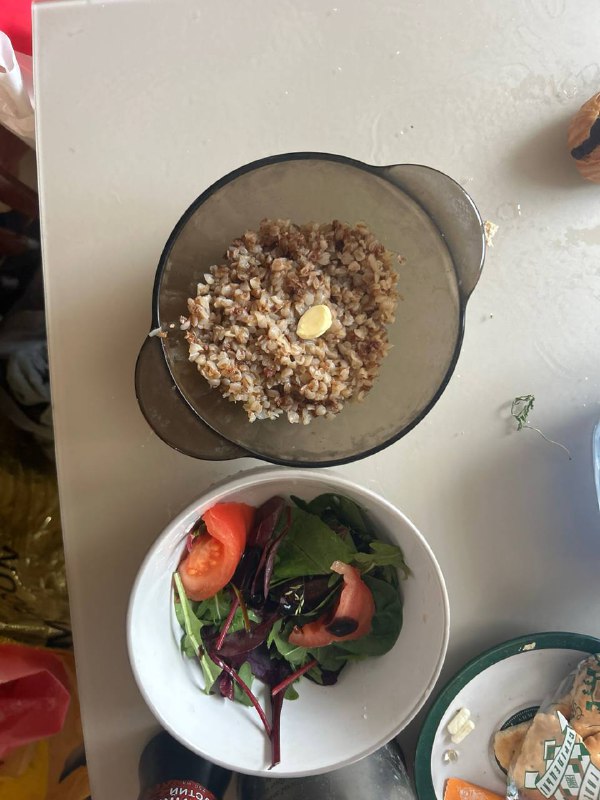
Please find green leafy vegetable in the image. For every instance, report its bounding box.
[292,493,371,535]
[174,573,203,655]
[351,541,411,579]
[268,620,310,667]
[228,606,259,633]
[332,575,403,658]
[284,684,299,700]
[173,572,222,694]
[272,507,354,582]
[511,394,572,459]
[173,491,409,759]
[511,394,535,430]
[233,662,255,706]
[199,651,223,694]
[308,644,355,672]
[196,590,231,624]
[306,575,403,670]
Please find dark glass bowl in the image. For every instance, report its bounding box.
[136,153,485,466]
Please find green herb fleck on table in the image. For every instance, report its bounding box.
[511,395,572,460]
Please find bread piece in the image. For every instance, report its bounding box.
[509,712,581,799]
[584,733,600,770]
[494,720,533,772]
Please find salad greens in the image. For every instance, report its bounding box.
[173,492,408,767]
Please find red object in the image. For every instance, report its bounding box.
[0,0,33,57]
[0,643,71,759]
[179,503,255,601]
[288,561,375,648]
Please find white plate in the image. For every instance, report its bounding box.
[415,633,600,799]
[128,467,449,776]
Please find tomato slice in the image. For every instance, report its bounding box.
[288,561,375,648]
[179,502,255,601]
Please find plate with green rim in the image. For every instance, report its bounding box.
[414,631,600,799]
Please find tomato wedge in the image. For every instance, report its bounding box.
[288,561,375,648]
[179,502,255,601]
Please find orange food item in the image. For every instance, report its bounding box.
[288,561,375,648]
[179,502,255,601]
[444,778,504,800]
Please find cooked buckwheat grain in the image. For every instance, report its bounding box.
[181,219,399,424]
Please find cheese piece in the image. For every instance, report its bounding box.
[451,719,475,744]
[447,708,471,736]
[444,778,504,800]
[297,305,332,340]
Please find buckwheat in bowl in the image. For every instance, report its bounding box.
[181,218,400,425]
[137,153,485,465]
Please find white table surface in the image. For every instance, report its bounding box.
[33,0,600,797]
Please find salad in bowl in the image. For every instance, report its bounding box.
[173,493,408,767]
[128,469,449,776]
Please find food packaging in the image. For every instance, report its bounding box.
[0,640,90,800]
[0,416,70,648]
[507,653,600,800]
[0,31,34,148]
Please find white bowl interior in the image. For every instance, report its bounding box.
[127,468,449,776]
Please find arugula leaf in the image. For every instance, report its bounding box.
[233,662,255,706]
[272,507,354,581]
[284,684,299,700]
[228,606,260,633]
[173,573,223,695]
[268,620,311,667]
[173,573,204,655]
[196,590,231,624]
[199,651,223,695]
[352,541,411,579]
[174,598,203,658]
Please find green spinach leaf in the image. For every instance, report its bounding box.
[308,644,353,672]
[352,541,411,579]
[272,507,354,581]
[306,575,403,667]
[292,493,371,535]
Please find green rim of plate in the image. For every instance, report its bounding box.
[414,631,600,800]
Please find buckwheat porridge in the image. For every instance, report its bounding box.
[180,219,400,424]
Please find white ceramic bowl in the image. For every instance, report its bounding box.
[127,468,450,777]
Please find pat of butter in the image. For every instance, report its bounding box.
[451,719,475,744]
[297,304,333,340]
[447,708,470,736]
